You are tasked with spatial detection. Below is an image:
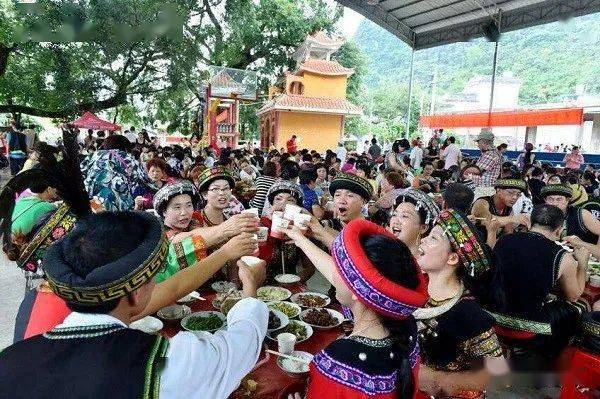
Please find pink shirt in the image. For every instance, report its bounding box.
[564,153,584,170]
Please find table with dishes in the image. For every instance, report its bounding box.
[134,280,347,399]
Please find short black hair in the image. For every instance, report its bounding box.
[448,136,456,143]
[299,169,317,185]
[443,183,474,214]
[63,212,154,313]
[280,160,300,181]
[531,167,544,177]
[531,204,565,231]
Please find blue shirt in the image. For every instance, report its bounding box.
[301,184,319,211]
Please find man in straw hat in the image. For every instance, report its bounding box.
[0,211,268,399]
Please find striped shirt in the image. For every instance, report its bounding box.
[250,175,277,214]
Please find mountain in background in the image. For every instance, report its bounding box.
[352,13,600,105]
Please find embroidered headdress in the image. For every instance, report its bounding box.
[331,219,429,320]
[435,209,492,278]
[153,180,199,217]
[394,189,441,233]
[329,172,373,200]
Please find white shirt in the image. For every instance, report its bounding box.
[57,298,268,399]
[240,169,256,182]
[205,156,216,168]
[443,144,461,170]
[409,147,423,169]
[336,146,347,164]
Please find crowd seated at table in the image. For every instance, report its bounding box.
[0,127,598,399]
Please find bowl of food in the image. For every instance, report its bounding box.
[267,301,302,319]
[257,286,292,302]
[182,311,227,334]
[211,281,237,294]
[130,316,163,334]
[157,304,192,321]
[268,320,313,343]
[277,351,314,378]
[300,308,343,330]
[212,290,242,310]
[220,297,242,315]
[268,309,290,332]
[290,292,330,308]
[275,274,301,285]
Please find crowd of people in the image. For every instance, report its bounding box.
[0,123,598,399]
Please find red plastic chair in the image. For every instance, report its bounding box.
[560,349,600,399]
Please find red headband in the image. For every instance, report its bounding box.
[332,220,429,319]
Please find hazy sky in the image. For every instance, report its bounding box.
[338,7,364,38]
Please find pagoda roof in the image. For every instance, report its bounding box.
[307,31,346,47]
[257,94,361,116]
[297,59,354,77]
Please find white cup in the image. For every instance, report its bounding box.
[241,256,262,267]
[257,226,269,243]
[294,213,311,232]
[283,204,303,221]
[277,332,297,355]
[271,213,291,239]
[242,208,259,218]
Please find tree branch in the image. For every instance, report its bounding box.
[0,44,17,78]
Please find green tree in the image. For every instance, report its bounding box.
[0,0,343,130]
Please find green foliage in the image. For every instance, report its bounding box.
[354,13,600,105]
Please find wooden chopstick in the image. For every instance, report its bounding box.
[265,349,311,364]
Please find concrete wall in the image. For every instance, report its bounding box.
[301,72,347,99]
[277,112,342,153]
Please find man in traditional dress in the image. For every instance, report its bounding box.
[310,172,373,249]
[491,204,589,369]
[541,184,600,259]
[0,211,268,399]
[471,178,530,244]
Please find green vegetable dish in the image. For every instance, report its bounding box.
[185,314,224,331]
[281,321,307,341]
[267,301,301,318]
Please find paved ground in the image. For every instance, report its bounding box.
[0,234,25,351]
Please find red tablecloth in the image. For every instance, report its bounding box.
[161,285,344,399]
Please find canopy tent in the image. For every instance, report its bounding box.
[336,0,600,50]
[70,111,121,131]
[420,107,584,128]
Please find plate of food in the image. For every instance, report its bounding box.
[212,290,243,309]
[268,320,313,343]
[211,281,237,294]
[130,316,163,334]
[275,274,301,285]
[268,309,290,332]
[276,351,314,378]
[220,297,242,315]
[300,308,344,329]
[257,286,292,302]
[589,261,600,276]
[157,304,192,320]
[181,311,227,333]
[267,301,302,319]
[290,292,330,308]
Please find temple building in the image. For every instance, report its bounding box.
[257,31,361,152]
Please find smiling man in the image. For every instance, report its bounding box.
[310,172,373,249]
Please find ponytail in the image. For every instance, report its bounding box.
[380,315,418,398]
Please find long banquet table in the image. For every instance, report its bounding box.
[161,284,345,399]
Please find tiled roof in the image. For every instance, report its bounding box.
[308,31,346,46]
[257,94,362,116]
[297,59,354,76]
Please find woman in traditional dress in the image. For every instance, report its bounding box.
[258,180,314,282]
[415,209,508,398]
[387,189,440,257]
[132,157,174,210]
[286,219,429,399]
[152,178,258,282]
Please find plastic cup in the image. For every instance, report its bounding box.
[242,208,259,218]
[241,256,262,267]
[283,204,303,221]
[277,332,297,355]
[294,213,311,232]
[257,226,269,243]
[271,213,291,239]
